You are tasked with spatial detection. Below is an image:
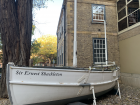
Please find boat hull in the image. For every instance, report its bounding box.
[6,63,119,105]
[28,87,113,105]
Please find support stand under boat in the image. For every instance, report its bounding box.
[90,86,96,105]
[116,80,121,99]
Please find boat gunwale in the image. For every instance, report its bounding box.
[9,78,118,86]
[10,66,119,73]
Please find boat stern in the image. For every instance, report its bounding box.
[6,62,15,105]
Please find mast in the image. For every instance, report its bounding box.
[104,20,108,65]
[73,0,77,67]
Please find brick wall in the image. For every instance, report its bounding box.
[66,0,120,67]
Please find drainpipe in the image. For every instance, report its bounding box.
[73,0,77,67]
[104,20,108,65]
[63,5,66,66]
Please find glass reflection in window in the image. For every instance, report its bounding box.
[128,0,139,14]
[118,18,127,31]
[118,8,126,20]
[117,0,126,11]
[93,5,105,22]
[128,9,140,26]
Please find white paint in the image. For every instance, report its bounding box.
[104,20,108,65]
[90,86,96,105]
[9,78,118,86]
[7,63,119,105]
[73,0,77,67]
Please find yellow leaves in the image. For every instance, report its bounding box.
[37,34,57,56]
[30,34,57,65]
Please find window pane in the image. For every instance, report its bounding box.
[97,43,99,48]
[100,40,102,44]
[94,40,96,43]
[99,14,104,20]
[118,17,127,31]
[94,43,96,48]
[93,5,105,22]
[103,58,105,62]
[100,50,102,53]
[100,44,102,48]
[94,58,97,62]
[103,50,105,53]
[94,49,96,53]
[97,40,99,44]
[117,0,126,11]
[93,14,96,19]
[103,40,105,44]
[100,40,102,48]
[128,0,139,15]
[100,54,102,57]
[118,8,126,20]
[128,9,140,26]
[98,58,100,62]
[100,58,102,62]
[93,6,104,14]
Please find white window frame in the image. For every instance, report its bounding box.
[92,4,106,23]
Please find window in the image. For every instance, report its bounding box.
[60,49,61,65]
[62,26,63,35]
[92,4,105,23]
[93,38,106,64]
[58,32,60,40]
[117,0,140,31]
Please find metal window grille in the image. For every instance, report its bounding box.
[93,39,106,64]
[93,5,105,22]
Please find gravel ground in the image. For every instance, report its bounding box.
[86,84,140,105]
[0,84,140,105]
[0,99,10,105]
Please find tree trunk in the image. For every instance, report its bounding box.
[0,0,33,98]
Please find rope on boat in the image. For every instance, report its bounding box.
[77,66,91,96]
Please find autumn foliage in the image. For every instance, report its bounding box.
[31,35,57,66]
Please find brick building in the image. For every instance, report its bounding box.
[57,0,140,87]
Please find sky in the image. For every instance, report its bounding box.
[32,0,63,40]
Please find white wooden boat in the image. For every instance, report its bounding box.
[6,62,120,105]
